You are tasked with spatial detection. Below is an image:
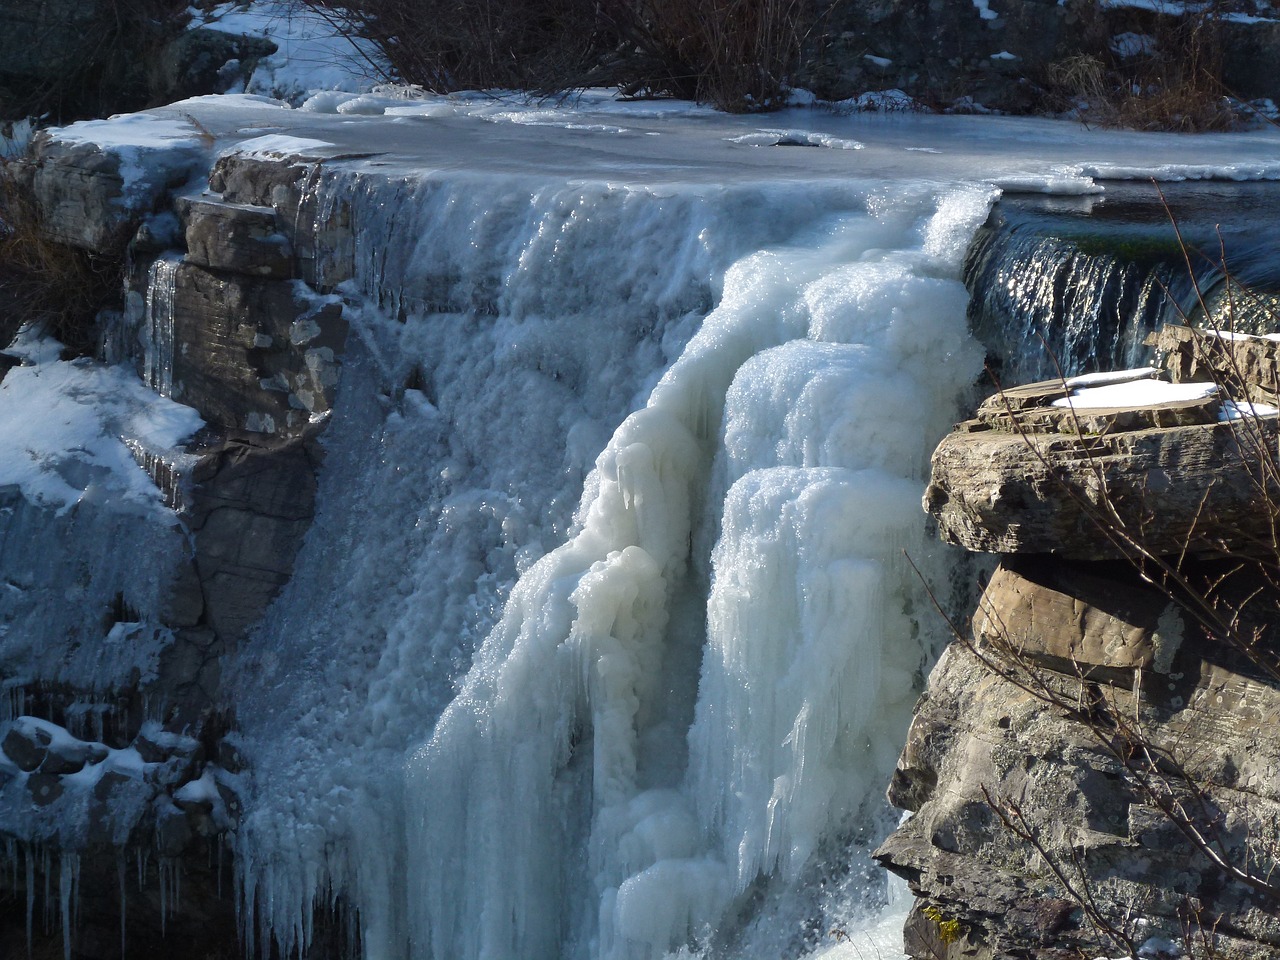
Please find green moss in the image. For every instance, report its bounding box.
[1058,230,1186,266]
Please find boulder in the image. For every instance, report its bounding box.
[2,723,51,771]
[187,431,321,642]
[877,566,1280,958]
[149,27,277,106]
[19,133,205,254]
[167,262,347,436]
[925,375,1279,560]
[1153,324,1280,408]
[178,195,295,278]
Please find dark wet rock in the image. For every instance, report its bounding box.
[40,737,109,776]
[27,773,64,807]
[187,430,322,642]
[2,723,51,771]
[154,799,193,857]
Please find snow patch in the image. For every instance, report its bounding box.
[44,115,208,206]
[1111,32,1157,58]
[728,130,865,150]
[0,332,203,515]
[1065,366,1160,387]
[224,133,337,159]
[195,1,386,104]
[1053,379,1218,409]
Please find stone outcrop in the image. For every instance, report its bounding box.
[0,133,354,958]
[925,372,1278,560]
[0,1,277,123]
[804,0,1280,114]
[878,329,1280,959]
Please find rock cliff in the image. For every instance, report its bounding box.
[0,131,352,958]
[877,329,1280,959]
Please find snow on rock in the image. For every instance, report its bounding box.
[841,90,920,112]
[728,130,865,149]
[1065,366,1160,387]
[0,331,203,516]
[42,114,209,208]
[1111,32,1158,58]
[1219,398,1280,420]
[1052,379,1218,408]
[222,133,337,159]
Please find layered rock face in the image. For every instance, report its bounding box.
[0,136,350,957]
[876,331,1280,958]
[805,0,1280,114]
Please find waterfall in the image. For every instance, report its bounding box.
[224,165,993,959]
[963,219,1174,384]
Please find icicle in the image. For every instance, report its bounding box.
[143,256,180,397]
[59,851,78,960]
[117,852,127,960]
[24,843,33,959]
[42,845,50,936]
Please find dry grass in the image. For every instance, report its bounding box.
[605,0,810,110]
[297,0,604,94]
[0,162,120,355]
[1046,2,1241,132]
[297,0,812,112]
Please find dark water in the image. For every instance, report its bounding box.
[966,181,1280,387]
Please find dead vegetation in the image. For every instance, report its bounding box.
[295,0,815,111]
[0,162,120,356]
[1045,1,1242,132]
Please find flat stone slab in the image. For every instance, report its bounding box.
[926,408,1280,560]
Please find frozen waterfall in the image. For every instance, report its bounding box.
[222,160,992,960]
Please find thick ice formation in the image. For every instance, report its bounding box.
[191,142,996,959]
[401,188,989,960]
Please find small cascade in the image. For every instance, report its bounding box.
[1182,236,1280,334]
[964,217,1176,384]
[143,255,180,398]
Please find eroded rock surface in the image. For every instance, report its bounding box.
[881,342,1280,959]
[926,367,1279,560]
